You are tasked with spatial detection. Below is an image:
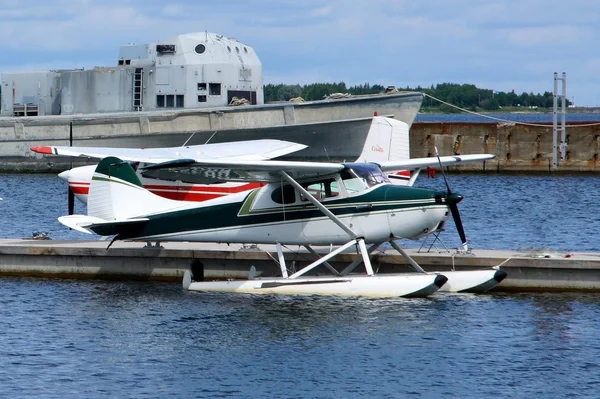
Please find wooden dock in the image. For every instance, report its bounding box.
[1,239,600,292]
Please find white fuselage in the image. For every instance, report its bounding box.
[135,201,449,246]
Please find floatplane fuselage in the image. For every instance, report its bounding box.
[71,162,450,246]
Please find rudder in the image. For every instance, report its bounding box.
[355,117,410,163]
[88,156,183,221]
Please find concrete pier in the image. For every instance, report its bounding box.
[2,239,600,292]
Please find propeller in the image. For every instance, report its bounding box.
[68,121,75,216]
[68,186,75,215]
[435,147,468,252]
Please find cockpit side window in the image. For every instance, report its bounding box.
[352,165,389,187]
[340,169,368,194]
[271,184,296,204]
[301,178,339,201]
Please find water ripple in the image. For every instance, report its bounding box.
[0,278,599,398]
[2,172,600,397]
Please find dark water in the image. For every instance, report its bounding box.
[2,174,600,398]
[415,112,600,124]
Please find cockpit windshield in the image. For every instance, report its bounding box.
[340,163,390,193]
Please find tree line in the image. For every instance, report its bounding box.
[264,82,569,111]
[0,82,567,113]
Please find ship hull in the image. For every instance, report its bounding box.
[0,92,423,172]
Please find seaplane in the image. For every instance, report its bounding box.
[32,117,505,294]
[53,142,506,297]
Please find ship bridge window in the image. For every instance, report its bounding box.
[156,44,176,54]
[198,83,207,90]
[156,94,185,108]
[195,44,206,54]
[209,83,221,96]
[228,90,257,105]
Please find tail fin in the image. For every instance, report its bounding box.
[355,116,410,163]
[88,156,183,220]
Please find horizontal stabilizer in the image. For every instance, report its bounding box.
[58,215,149,236]
[58,215,106,234]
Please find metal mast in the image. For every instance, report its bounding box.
[552,72,567,170]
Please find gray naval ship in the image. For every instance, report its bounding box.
[0,32,423,172]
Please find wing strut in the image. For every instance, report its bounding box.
[389,241,426,273]
[279,171,374,276]
[279,171,357,239]
[304,245,340,276]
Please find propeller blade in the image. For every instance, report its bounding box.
[449,202,468,251]
[434,146,451,194]
[68,186,75,216]
[68,122,74,215]
[435,146,468,251]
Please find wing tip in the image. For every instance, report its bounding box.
[31,146,54,155]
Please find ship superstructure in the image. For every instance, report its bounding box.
[1,32,263,116]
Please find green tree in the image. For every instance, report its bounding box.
[263,80,570,110]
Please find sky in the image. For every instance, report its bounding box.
[1,0,600,106]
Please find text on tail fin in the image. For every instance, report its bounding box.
[356,117,410,163]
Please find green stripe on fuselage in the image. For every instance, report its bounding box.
[114,185,447,240]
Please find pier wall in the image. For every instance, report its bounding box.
[411,122,600,173]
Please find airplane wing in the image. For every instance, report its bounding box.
[138,154,494,184]
[375,154,496,172]
[140,159,345,183]
[30,139,307,163]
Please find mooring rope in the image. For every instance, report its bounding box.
[423,93,600,128]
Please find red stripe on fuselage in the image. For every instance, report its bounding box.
[394,170,410,177]
[69,181,263,201]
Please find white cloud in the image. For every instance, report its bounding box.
[1,0,599,105]
[506,26,593,47]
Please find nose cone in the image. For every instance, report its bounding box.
[494,269,508,283]
[58,169,70,181]
[446,192,464,205]
[434,274,449,288]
